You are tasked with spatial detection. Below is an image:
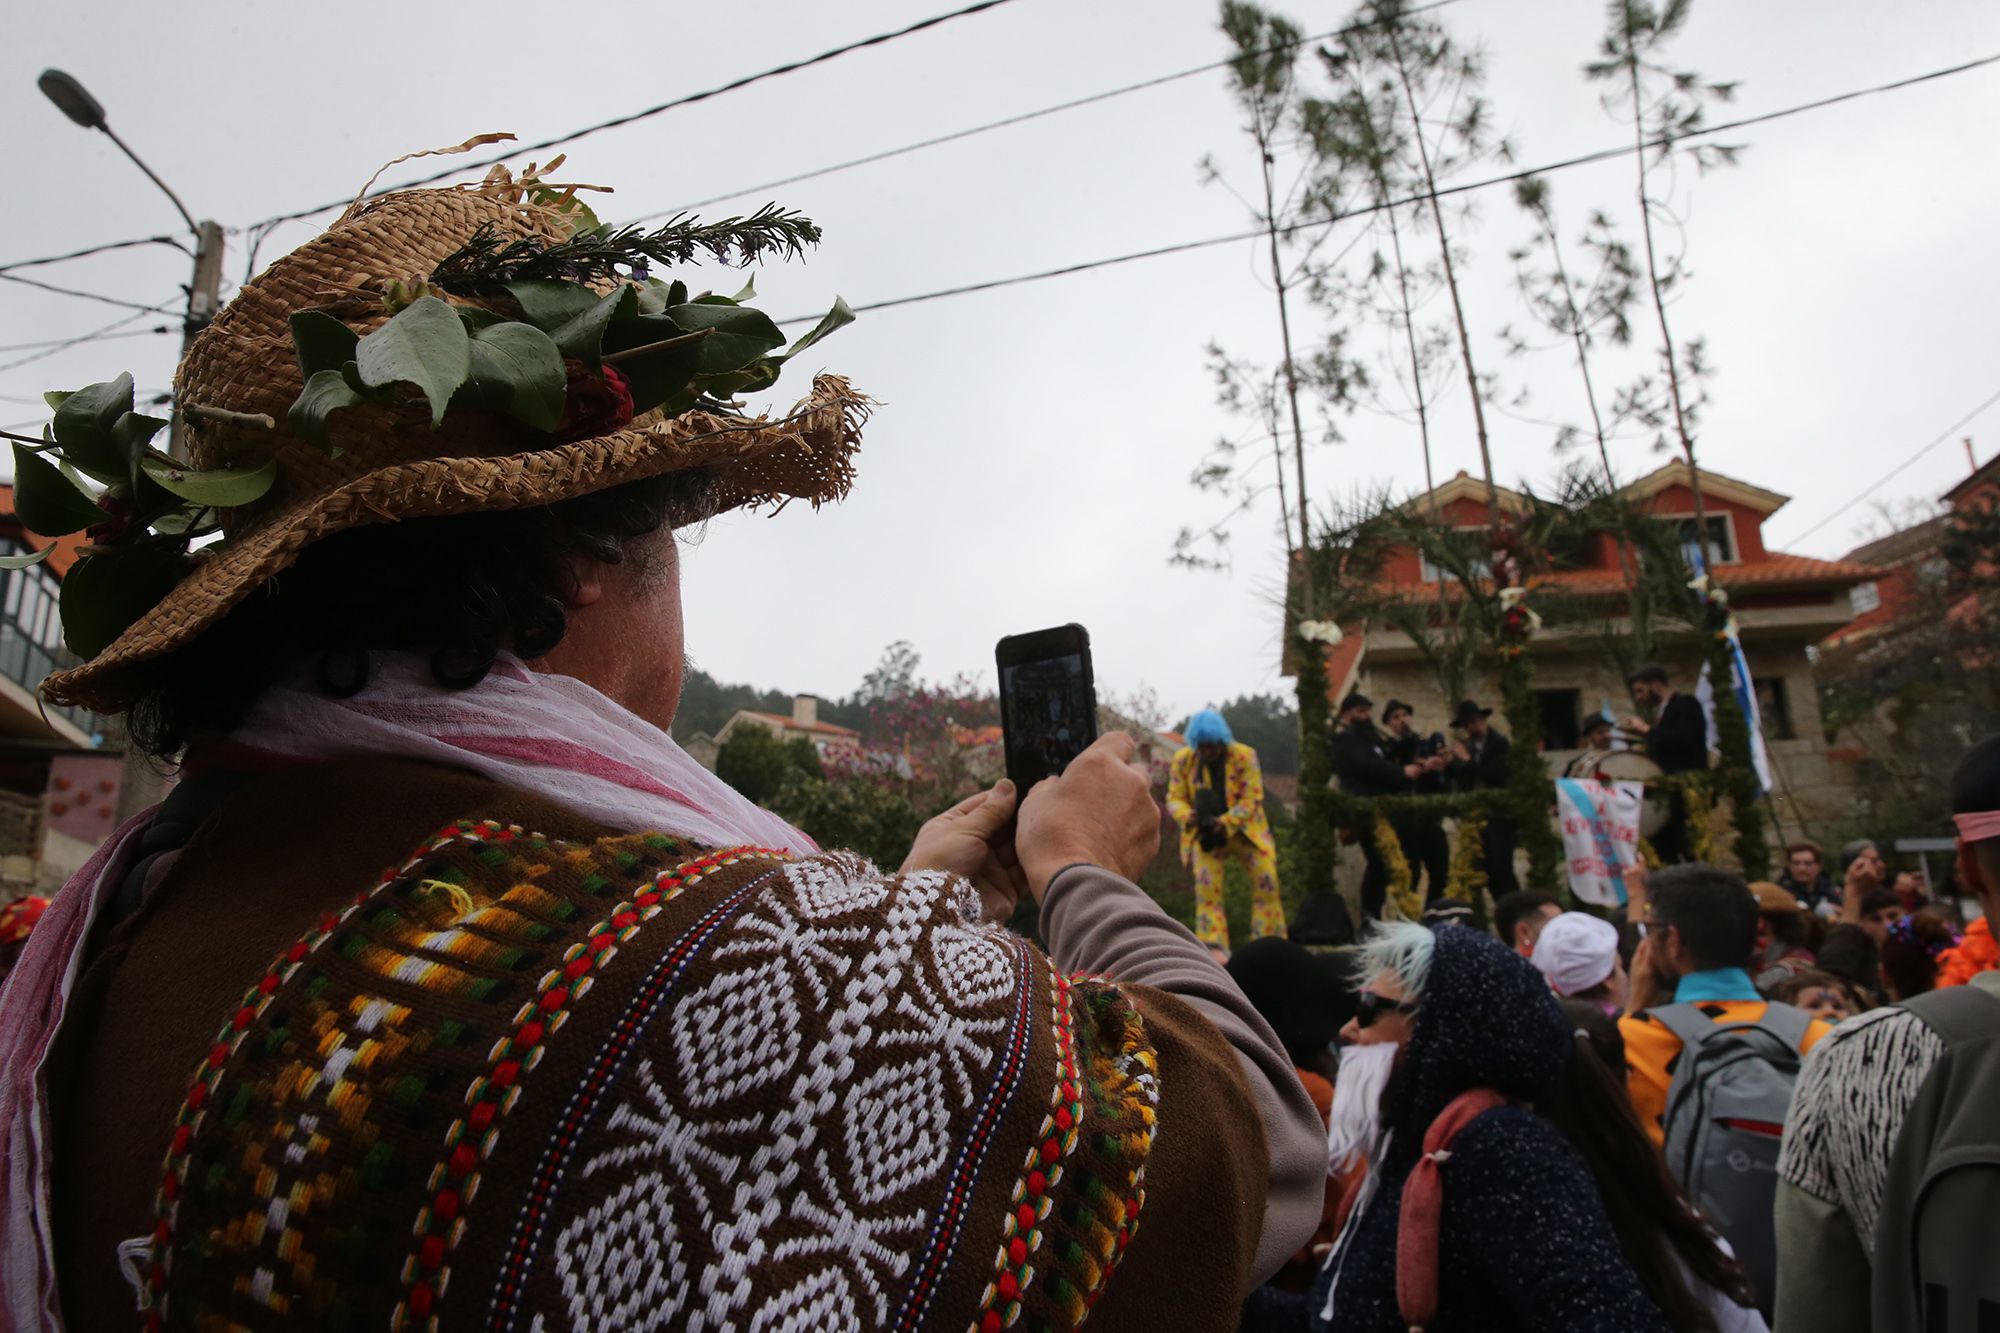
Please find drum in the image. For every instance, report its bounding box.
[1566,749,1672,837]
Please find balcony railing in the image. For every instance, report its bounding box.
[0,555,97,742]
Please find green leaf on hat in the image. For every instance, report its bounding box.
[0,547,52,571]
[463,322,567,431]
[353,296,471,427]
[550,286,638,367]
[778,295,855,363]
[50,374,136,484]
[504,279,604,332]
[59,544,186,659]
[663,302,785,376]
[289,311,361,380]
[139,454,279,507]
[289,367,369,449]
[10,445,105,537]
[110,413,176,515]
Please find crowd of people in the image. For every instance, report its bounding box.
[1222,735,2000,1331]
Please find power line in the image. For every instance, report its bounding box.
[0,271,180,316]
[0,324,175,355]
[626,0,1465,223]
[241,0,1027,237]
[0,310,168,376]
[1783,384,2000,546]
[0,233,189,276]
[771,51,2000,325]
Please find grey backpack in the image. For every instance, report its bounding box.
[1872,983,2000,1332]
[1654,1001,1814,1311]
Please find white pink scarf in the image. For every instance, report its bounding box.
[0,654,812,1329]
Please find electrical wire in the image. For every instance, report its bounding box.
[0,233,189,276]
[0,311,170,376]
[623,0,1466,222]
[238,0,1028,236]
[770,51,2000,325]
[0,325,176,356]
[1782,384,2000,547]
[0,271,180,316]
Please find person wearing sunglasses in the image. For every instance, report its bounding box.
[1313,922,1670,1331]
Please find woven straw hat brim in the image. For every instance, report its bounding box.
[41,375,867,714]
[34,174,870,715]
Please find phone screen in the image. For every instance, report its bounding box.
[997,625,1097,790]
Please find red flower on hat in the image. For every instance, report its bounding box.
[87,492,138,545]
[553,361,635,444]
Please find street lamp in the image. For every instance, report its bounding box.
[37,68,225,820]
[38,68,223,361]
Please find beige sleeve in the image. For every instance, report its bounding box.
[1039,863,1328,1289]
[1773,1179,1872,1333]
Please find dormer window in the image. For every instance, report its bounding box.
[1661,513,1739,568]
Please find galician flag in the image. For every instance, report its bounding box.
[1696,636,1773,795]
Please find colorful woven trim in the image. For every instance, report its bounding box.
[972,972,1084,1333]
[139,817,785,1331]
[139,816,465,1330]
[398,843,781,1329]
[970,977,1162,1333]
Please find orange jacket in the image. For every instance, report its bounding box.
[1937,916,1999,987]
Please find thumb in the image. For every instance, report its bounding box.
[956,779,1017,838]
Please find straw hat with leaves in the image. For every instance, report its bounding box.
[13,140,866,715]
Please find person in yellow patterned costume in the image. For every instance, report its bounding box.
[1167,710,1286,953]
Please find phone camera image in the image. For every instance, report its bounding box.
[1002,656,1090,786]
[996,623,1097,791]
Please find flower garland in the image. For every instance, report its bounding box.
[1374,814,1423,921]
[1683,782,1717,863]
[1444,808,1489,905]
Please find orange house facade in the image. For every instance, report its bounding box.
[1314,462,1875,838]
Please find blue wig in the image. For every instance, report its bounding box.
[1185,709,1233,746]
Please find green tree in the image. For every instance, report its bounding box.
[715,725,822,806]
[1503,177,1642,492]
[1211,693,1302,776]
[1586,0,1742,556]
[1311,0,1511,516]
[767,775,928,871]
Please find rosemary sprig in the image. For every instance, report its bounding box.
[430,205,822,292]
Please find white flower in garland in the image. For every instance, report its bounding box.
[1297,619,1343,646]
[1498,586,1529,610]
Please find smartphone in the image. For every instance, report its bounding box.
[996,623,1098,790]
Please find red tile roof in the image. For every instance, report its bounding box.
[0,486,84,577]
[1524,552,1878,593]
[743,710,860,737]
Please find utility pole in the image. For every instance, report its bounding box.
[171,220,226,460]
[38,70,222,819]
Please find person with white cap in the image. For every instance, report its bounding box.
[1531,911,1631,1016]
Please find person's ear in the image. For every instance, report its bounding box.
[557,552,606,609]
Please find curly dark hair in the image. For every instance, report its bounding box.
[124,469,718,756]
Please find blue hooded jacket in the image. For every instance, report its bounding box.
[1311,927,1671,1332]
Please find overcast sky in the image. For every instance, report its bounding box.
[5,0,1997,720]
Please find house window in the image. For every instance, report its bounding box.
[1535,688,1581,750]
[1417,527,1494,582]
[1663,513,1738,568]
[1850,581,1881,615]
[1754,677,1796,741]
